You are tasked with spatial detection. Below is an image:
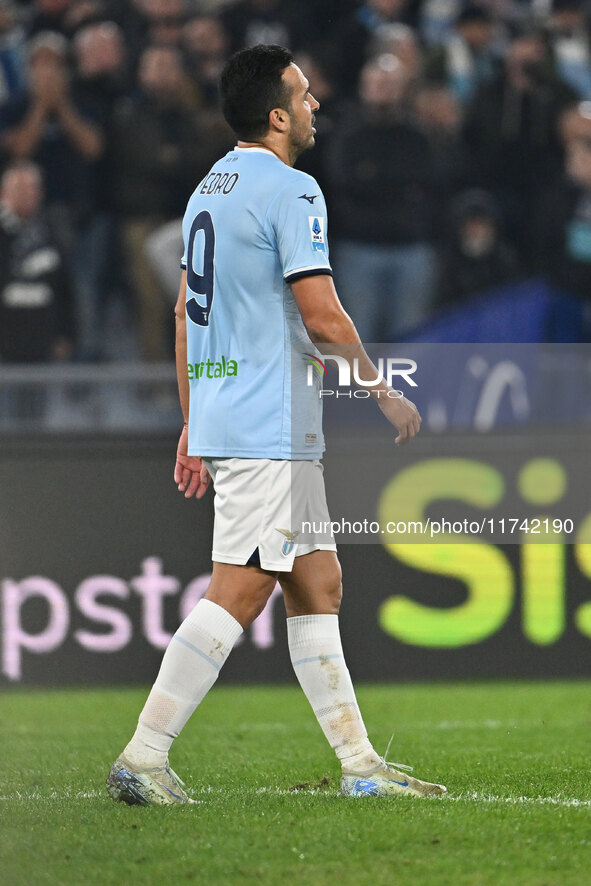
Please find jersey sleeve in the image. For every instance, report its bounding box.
[180,223,187,270]
[267,180,333,283]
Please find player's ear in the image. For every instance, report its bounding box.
[269,106,289,133]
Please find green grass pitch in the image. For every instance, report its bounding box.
[1,681,590,886]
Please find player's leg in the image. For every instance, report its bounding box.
[280,550,382,772]
[280,550,446,798]
[107,456,288,804]
[203,561,279,627]
[123,562,277,767]
[107,562,277,805]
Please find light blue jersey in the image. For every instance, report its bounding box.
[181,146,332,459]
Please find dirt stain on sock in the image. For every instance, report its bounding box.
[319,654,340,691]
[328,703,362,743]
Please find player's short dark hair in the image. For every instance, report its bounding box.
[220,44,295,141]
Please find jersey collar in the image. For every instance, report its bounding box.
[233,146,277,157]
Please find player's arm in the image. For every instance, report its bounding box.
[173,270,210,498]
[174,270,190,423]
[291,274,421,445]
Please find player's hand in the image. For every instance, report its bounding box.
[174,426,210,499]
[377,392,421,445]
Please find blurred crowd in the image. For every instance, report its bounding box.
[3,0,591,363]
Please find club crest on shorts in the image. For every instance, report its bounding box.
[275,528,300,556]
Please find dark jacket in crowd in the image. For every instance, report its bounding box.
[220,0,308,55]
[437,235,522,305]
[327,108,436,244]
[534,175,591,300]
[0,204,71,362]
[0,91,101,219]
[109,93,204,218]
[463,74,575,202]
[72,72,130,215]
[437,190,522,305]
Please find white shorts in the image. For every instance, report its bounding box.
[202,457,337,572]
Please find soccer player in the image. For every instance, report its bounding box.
[106,45,446,805]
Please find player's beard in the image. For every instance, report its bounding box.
[289,117,316,161]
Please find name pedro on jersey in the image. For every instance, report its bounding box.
[187,356,238,380]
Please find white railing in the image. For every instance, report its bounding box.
[0,362,180,433]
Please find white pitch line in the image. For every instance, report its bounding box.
[432,720,582,730]
[448,792,591,808]
[0,788,589,808]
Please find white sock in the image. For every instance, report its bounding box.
[123,599,243,768]
[287,614,382,774]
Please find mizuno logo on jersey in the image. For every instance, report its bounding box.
[299,194,319,204]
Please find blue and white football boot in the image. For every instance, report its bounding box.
[106,755,196,806]
[341,760,447,798]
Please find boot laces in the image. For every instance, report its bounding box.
[381,734,413,773]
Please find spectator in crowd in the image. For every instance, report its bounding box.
[144,20,235,316]
[424,3,498,104]
[138,0,186,49]
[544,0,591,99]
[0,0,26,104]
[495,0,547,31]
[73,19,129,112]
[559,95,591,141]
[436,188,522,306]
[534,101,591,316]
[413,80,473,231]
[2,0,589,362]
[71,19,128,359]
[26,0,113,38]
[86,0,160,69]
[110,43,223,360]
[0,30,103,241]
[183,13,230,108]
[328,53,437,341]
[370,21,423,83]
[26,0,74,37]
[310,0,361,34]
[0,160,71,368]
[0,29,104,360]
[419,0,462,47]
[221,0,306,56]
[333,0,421,96]
[463,29,577,260]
